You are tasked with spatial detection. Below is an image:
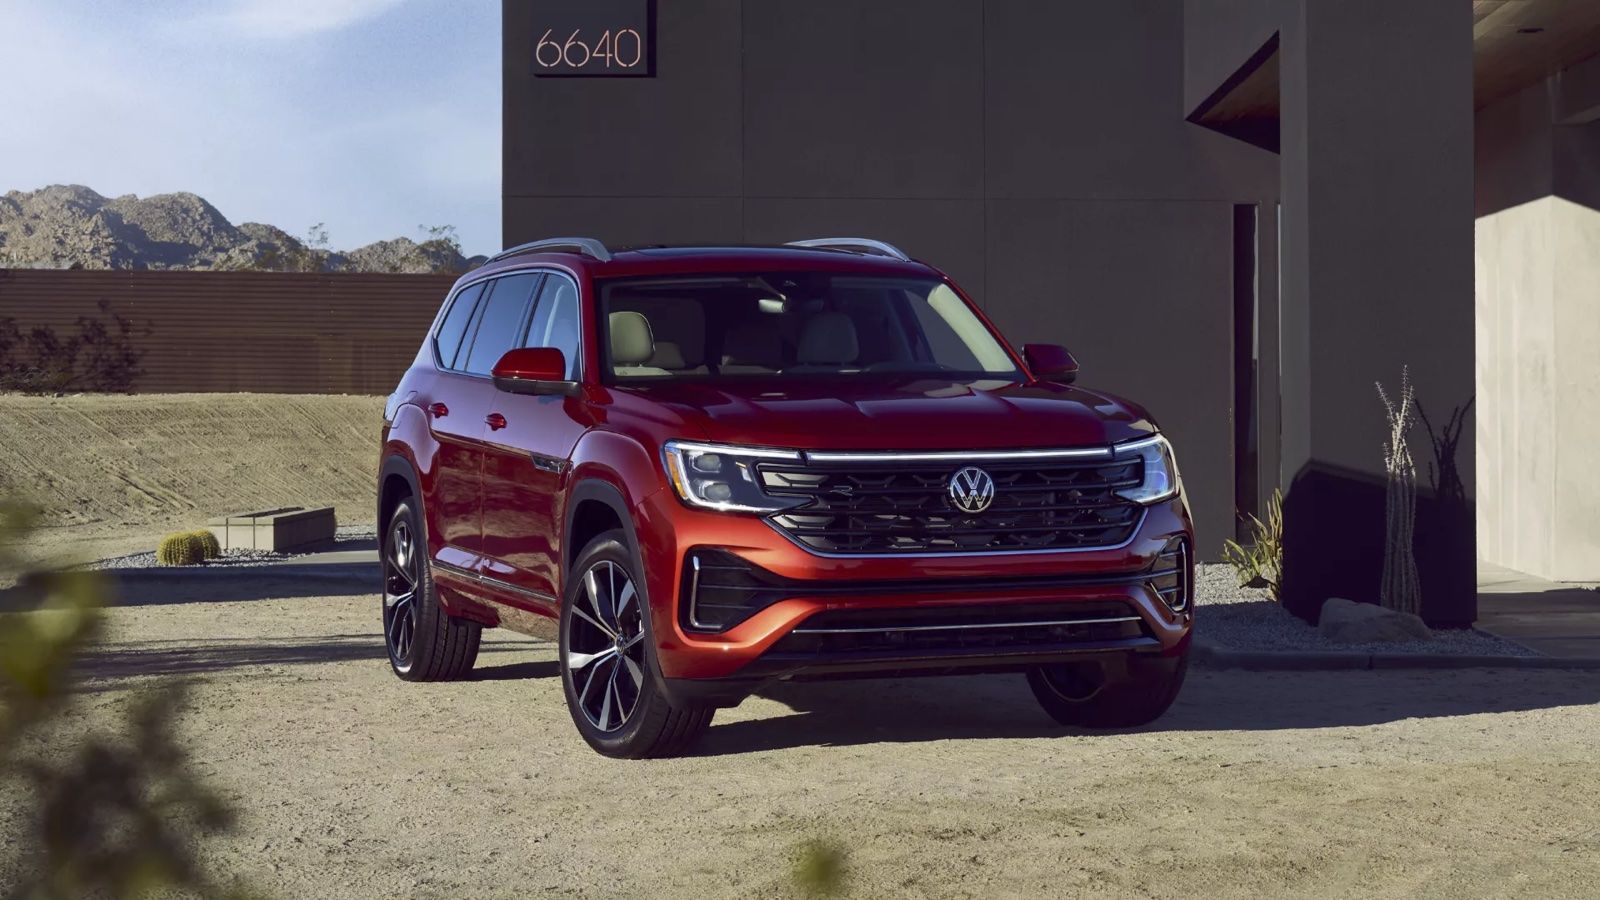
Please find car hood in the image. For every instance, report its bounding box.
[608,376,1157,451]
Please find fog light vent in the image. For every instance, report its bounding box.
[1149,537,1190,613]
[681,549,788,633]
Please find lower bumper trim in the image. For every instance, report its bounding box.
[660,637,1162,708]
[792,615,1143,635]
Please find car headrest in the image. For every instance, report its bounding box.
[650,341,687,370]
[797,312,859,366]
[609,311,656,365]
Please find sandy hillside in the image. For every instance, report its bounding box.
[0,393,382,562]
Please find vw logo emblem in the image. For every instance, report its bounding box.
[948,466,996,514]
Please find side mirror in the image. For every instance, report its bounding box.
[1023,343,1079,384]
[492,348,576,396]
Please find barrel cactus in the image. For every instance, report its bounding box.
[189,529,222,560]
[156,532,203,566]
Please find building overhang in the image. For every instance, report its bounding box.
[1183,0,1600,153]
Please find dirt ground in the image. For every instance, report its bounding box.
[4,576,1598,899]
[0,393,383,565]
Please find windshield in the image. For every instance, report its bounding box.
[598,273,1021,381]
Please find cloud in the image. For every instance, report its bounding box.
[0,0,501,255]
[205,0,410,38]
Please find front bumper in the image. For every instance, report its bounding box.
[631,489,1195,690]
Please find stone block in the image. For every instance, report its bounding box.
[207,506,336,553]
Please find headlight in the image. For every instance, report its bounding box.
[1113,434,1180,504]
[662,440,802,513]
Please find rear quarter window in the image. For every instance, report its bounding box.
[433,282,486,369]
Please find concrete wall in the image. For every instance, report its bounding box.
[505,0,1280,557]
[1476,72,1600,581]
[1473,197,1600,580]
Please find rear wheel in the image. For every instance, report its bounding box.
[1027,651,1188,729]
[559,530,713,758]
[383,498,480,681]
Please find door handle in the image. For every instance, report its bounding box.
[485,413,508,431]
[428,402,449,419]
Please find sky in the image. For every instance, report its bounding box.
[0,0,502,256]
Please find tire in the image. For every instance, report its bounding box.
[382,497,480,682]
[559,529,713,758]
[1027,651,1189,729]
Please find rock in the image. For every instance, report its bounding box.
[1318,597,1432,644]
[0,184,474,274]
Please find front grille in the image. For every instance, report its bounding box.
[762,457,1145,554]
[770,601,1148,656]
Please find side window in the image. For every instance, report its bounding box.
[461,275,538,375]
[524,274,582,379]
[433,282,486,369]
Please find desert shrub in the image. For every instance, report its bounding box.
[156,532,204,566]
[188,529,222,560]
[1221,488,1283,601]
[0,299,147,393]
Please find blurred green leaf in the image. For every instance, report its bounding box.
[793,837,848,897]
[1,498,255,900]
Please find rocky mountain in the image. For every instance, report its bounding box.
[0,185,485,274]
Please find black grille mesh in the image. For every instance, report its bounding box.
[762,458,1145,554]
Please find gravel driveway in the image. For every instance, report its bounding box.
[5,580,1599,898]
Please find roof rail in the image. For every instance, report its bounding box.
[785,238,911,262]
[489,237,613,264]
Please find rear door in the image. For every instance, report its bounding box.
[480,271,588,608]
[421,280,493,572]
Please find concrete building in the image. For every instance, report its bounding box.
[504,0,1600,624]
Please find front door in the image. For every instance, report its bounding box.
[480,271,588,608]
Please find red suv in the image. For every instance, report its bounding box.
[378,238,1194,758]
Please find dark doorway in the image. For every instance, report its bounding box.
[1232,204,1260,537]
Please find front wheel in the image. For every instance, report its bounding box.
[559,530,713,758]
[1027,651,1188,729]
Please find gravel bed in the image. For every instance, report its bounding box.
[1195,563,1533,657]
[85,524,377,571]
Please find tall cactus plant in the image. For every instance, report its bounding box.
[1376,368,1421,616]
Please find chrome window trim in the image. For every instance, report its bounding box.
[793,615,1143,635]
[761,506,1149,559]
[428,262,587,383]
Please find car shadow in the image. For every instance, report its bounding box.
[691,666,1600,755]
[73,634,548,681]
[473,659,561,681]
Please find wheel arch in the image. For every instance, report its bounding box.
[564,479,644,577]
[379,453,424,539]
